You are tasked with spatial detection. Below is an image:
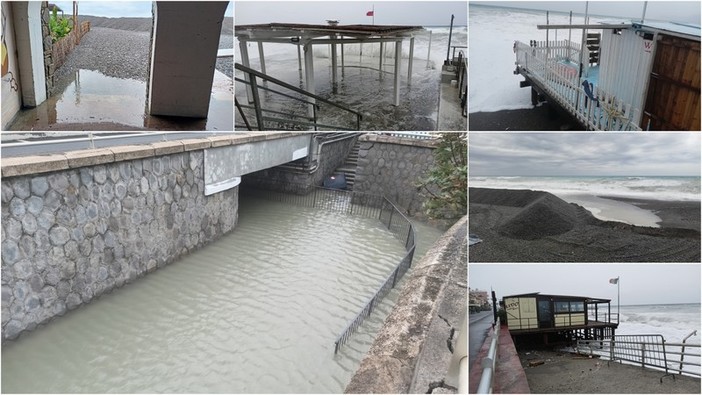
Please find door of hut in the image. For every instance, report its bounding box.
[641,34,701,130]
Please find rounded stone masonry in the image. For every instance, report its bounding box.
[1,142,242,342]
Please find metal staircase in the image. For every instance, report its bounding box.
[235,63,362,131]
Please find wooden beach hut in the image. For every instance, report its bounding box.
[503,292,618,344]
[514,18,700,131]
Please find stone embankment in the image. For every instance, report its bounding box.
[1,135,254,341]
[346,215,467,393]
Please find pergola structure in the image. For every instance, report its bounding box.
[235,23,427,116]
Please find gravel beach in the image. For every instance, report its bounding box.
[469,188,701,262]
[521,349,701,393]
[52,16,233,95]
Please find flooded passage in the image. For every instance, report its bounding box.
[2,195,443,393]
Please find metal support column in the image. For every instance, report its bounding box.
[341,41,345,77]
[379,42,384,75]
[426,31,432,69]
[257,41,267,74]
[331,35,338,92]
[304,42,316,118]
[239,39,253,102]
[393,40,402,106]
[408,37,415,84]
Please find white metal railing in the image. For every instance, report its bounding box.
[477,318,500,394]
[576,332,701,379]
[386,132,438,140]
[514,40,642,131]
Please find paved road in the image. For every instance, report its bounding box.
[469,310,494,370]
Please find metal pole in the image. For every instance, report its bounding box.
[379,42,384,75]
[304,42,316,119]
[239,39,253,103]
[618,276,620,324]
[408,36,414,84]
[331,35,338,92]
[641,1,648,23]
[426,30,432,69]
[393,40,402,106]
[257,41,267,75]
[578,1,588,76]
[568,11,572,60]
[446,14,454,64]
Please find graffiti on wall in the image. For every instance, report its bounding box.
[2,6,18,91]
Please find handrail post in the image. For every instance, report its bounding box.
[249,73,265,131]
[679,330,697,374]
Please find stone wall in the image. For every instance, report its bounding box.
[353,134,438,218]
[243,134,358,194]
[1,147,238,341]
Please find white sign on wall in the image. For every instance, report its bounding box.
[643,39,654,53]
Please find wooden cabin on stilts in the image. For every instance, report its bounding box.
[513,2,701,131]
[503,293,619,346]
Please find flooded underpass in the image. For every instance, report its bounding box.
[1,193,444,393]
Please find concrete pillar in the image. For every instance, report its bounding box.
[393,40,402,106]
[12,2,47,107]
[408,37,415,84]
[148,1,227,118]
[297,42,302,71]
[378,42,384,74]
[303,42,316,119]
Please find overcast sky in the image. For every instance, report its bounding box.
[53,1,233,18]
[235,1,467,26]
[470,264,701,305]
[470,133,701,177]
[471,1,700,24]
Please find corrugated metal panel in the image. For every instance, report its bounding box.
[598,29,653,119]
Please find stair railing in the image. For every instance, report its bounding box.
[235,63,362,131]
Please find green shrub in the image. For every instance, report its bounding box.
[418,133,467,219]
[49,6,72,43]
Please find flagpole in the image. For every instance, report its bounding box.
[372,5,375,25]
[618,276,620,323]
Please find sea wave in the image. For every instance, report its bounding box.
[469,176,701,201]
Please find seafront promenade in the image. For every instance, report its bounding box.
[471,325,701,393]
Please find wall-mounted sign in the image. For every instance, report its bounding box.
[643,39,654,53]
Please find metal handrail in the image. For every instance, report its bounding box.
[477,317,500,394]
[576,334,701,379]
[235,63,362,131]
[334,196,416,353]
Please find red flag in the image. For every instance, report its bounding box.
[366,10,374,16]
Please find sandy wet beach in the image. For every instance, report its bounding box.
[469,188,701,262]
[469,106,585,131]
[520,349,701,393]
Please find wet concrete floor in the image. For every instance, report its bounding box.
[6,69,233,131]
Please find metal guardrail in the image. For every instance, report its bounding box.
[477,317,500,394]
[385,132,438,140]
[576,332,701,379]
[239,185,416,353]
[235,63,362,131]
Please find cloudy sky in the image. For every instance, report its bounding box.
[53,1,233,18]
[471,1,700,24]
[235,1,467,26]
[470,133,701,176]
[470,264,700,305]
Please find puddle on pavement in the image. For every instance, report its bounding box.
[6,69,233,131]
